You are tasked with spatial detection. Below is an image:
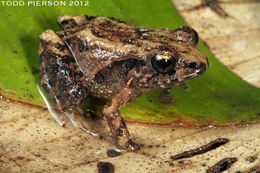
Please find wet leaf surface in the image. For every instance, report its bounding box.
[0,99,259,172]
[0,1,259,172]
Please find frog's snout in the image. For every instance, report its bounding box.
[197,62,207,75]
[194,56,209,75]
[175,57,209,82]
[197,57,209,75]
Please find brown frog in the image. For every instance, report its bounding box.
[39,15,209,151]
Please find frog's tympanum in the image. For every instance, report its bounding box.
[39,15,209,151]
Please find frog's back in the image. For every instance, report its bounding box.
[55,15,207,87]
[55,16,180,81]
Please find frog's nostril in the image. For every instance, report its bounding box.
[197,63,207,75]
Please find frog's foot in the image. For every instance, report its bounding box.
[58,15,88,29]
[125,139,141,151]
[103,107,140,151]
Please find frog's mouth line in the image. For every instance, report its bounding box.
[176,63,207,82]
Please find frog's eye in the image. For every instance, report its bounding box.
[151,54,176,74]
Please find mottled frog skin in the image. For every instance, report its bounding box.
[39,15,209,151]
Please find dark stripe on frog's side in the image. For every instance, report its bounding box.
[89,58,145,98]
[93,58,145,85]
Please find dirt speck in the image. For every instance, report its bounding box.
[204,0,228,17]
[157,92,175,105]
[15,128,24,132]
[245,155,257,163]
[244,165,260,173]
[181,83,189,90]
[34,154,41,157]
[107,149,121,157]
[16,156,25,160]
[206,157,237,173]
[32,67,40,75]
[169,162,174,167]
[98,162,114,173]
[24,67,28,72]
[178,160,184,164]
[171,138,229,160]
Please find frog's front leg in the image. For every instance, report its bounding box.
[103,85,141,151]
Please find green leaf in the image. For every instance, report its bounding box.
[0,0,259,126]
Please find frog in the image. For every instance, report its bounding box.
[39,15,209,151]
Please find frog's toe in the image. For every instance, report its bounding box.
[125,139,141,151]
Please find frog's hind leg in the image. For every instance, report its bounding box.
[39,29,92,134]
[57,15,90,29]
